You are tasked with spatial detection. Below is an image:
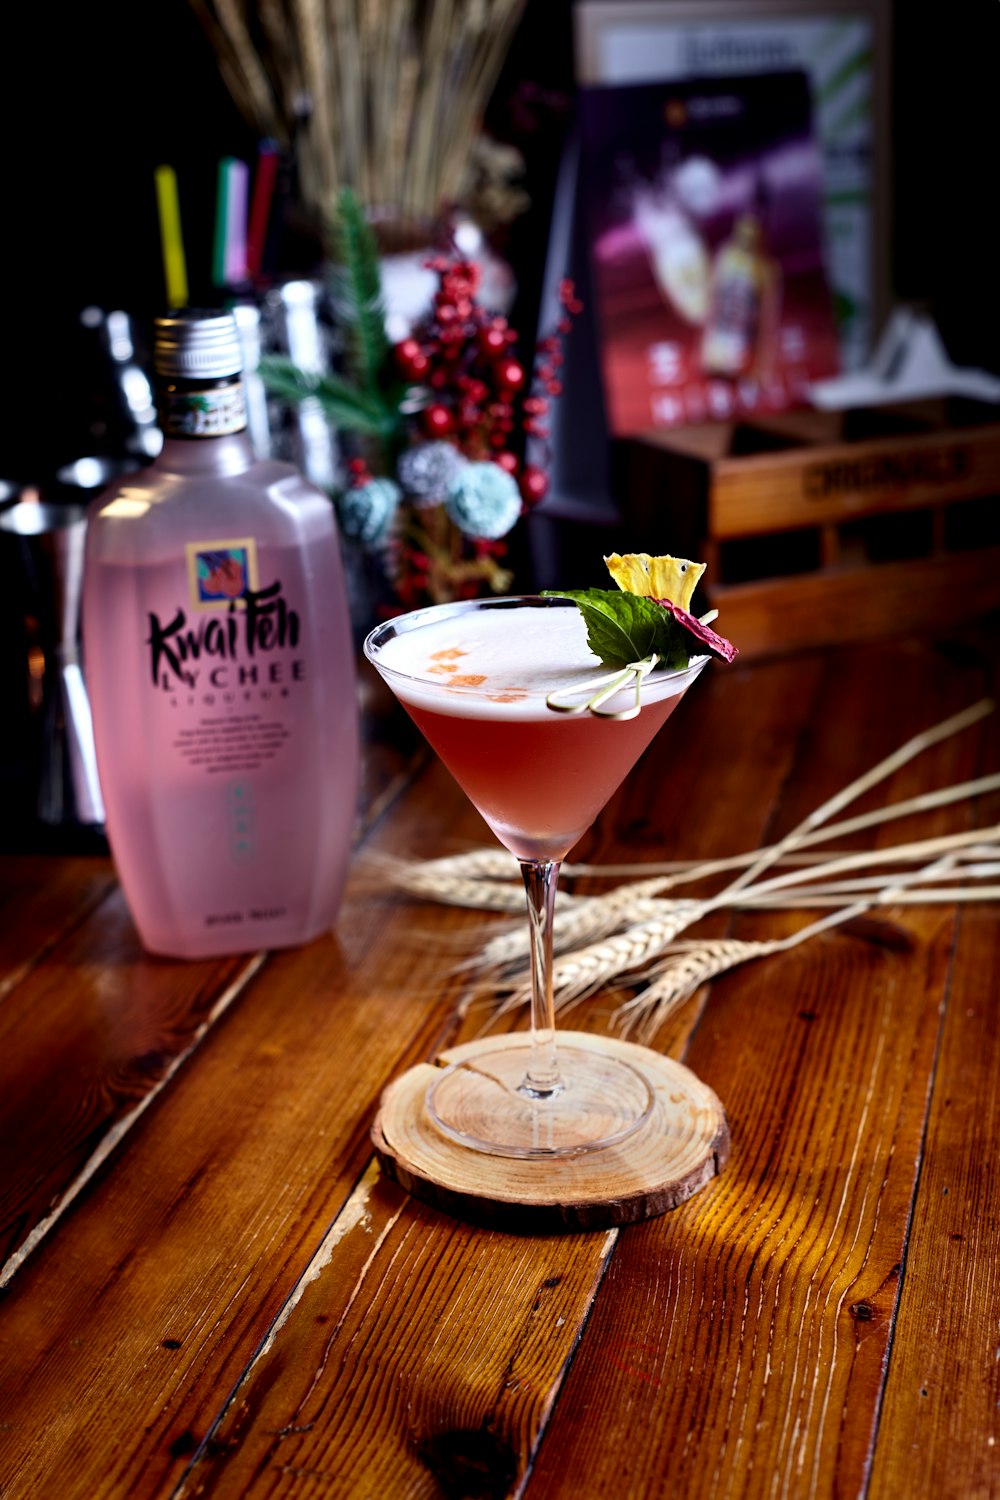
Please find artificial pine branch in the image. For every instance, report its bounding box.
[331,186,390,398]
[260,356,401,438]
[258,186,409,459]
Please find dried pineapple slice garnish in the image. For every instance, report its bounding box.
[604,552,706,610]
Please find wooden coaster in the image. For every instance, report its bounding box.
[372,1031,729,1233]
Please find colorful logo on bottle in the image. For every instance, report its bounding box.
[187,538,259,611]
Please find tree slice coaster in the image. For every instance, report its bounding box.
[372,1031,730,1233]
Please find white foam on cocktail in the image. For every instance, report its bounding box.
[376,603,699,720]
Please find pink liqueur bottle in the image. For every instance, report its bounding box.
[82,309,359,958]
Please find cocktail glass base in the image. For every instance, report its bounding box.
[426,1039,655,1158]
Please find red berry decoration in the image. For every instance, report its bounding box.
[394,338,429,380]
[422,402,454,438]
[340,248,582,610]
[496,359,526,394]
[519,466,549,504]
[480,324,508,357]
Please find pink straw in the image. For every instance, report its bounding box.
[224,159,249,285]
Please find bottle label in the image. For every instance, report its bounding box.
[145,539,310,770]
[142,540,302,708]
[160,382,248,437]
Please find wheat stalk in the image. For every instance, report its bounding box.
[464,823,1000,1005]
[465,897,705,978]
[615,852,966,1041]
[712,697,994,904]
[615,938,789,1041]
[370,760,1000,885]
[189,0,279,134]
[379,767,1000,961]
[741,888,1000,908]
[376,700,997,1029]
[560,772,1000,881]
[359,851,566,913]
[419,848,519,880]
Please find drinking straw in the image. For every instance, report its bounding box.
[246,140,279,280]
[154,165,188,308]
[225,159,249,285]
[213,157,249,288]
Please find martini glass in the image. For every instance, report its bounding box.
[364,595,708,1158]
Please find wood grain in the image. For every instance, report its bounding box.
[523,635,993,1499]
[0,769,491,1498]
[0,853,117,996]
[0,897,256,1279]
[709,550,1000,662]
[0,630,995,1499]
[867,703,1000,1497]
[0,643,815,1497]
[0,677,425,1279]
[183,1167,617,1499]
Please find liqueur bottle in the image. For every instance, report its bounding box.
[82,309,359,958]
[700,213,767,379]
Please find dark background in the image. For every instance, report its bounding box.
[1,0,997,483]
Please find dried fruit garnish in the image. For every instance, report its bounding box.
[604,551,706,610]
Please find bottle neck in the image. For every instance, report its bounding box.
[155,430,255,476]
[156,374,248,441]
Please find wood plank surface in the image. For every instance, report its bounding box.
[523,635,994,1499]
[0,684,424,1281]
[869,906,1000,1499]
[181,1169,618,1498]
[868,692,1000,1497]
[0,772,488,1499]
[129,660,827,1496]
[0,650,816,1499]
[0,628,996,1500]
[0,893,256,1278]
[0,854,117,996]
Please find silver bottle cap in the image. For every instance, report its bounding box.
[154,309,244,380]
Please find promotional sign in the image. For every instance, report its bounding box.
[575,1,887,373]
[579,70,841,434]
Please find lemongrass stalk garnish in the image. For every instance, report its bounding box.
[546,655,660,719]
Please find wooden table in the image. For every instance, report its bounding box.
[1,622,999,1498]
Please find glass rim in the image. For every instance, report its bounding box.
[362,593,710,700]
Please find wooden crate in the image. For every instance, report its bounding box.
[624,397,1000,659]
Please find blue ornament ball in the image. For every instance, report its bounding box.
[338,477,401,549]
[397,441,467,509]
[445,461,523,540]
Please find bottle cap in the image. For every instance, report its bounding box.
[153,309,244,380]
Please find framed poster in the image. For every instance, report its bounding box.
[575,0,889,373]
[579,69,841,434]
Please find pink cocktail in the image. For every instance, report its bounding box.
[365,596,708,1156]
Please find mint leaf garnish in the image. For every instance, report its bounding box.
[543,589,691,670]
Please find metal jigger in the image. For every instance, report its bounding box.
[0,500,105,831]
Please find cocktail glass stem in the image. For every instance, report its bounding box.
[519,858,563,1098]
